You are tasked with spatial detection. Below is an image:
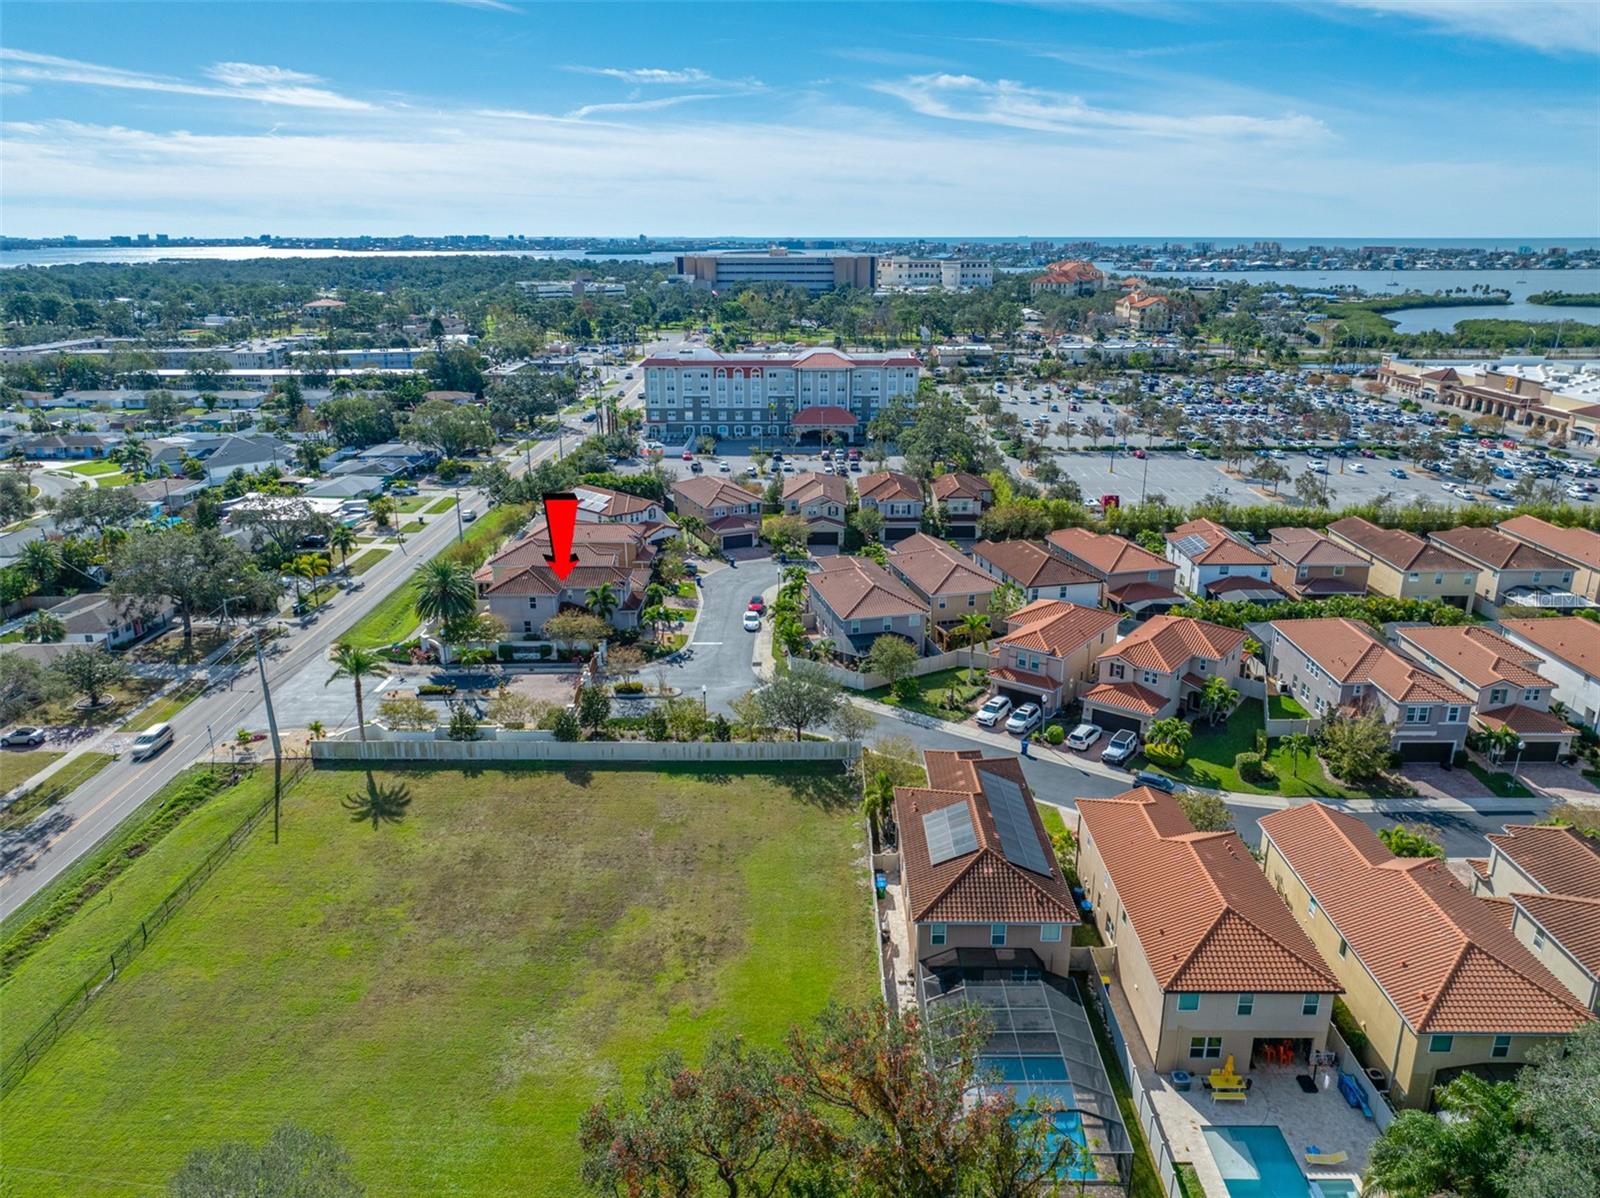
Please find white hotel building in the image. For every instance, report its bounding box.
[641,346,920,447]
[878,256,994,292]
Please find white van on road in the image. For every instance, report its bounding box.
[130,723,174,761]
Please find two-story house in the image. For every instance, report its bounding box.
[1165,518,1282,603]
[1082,615,1246,736]
[894,749,1079,977]
[855,471,925,542]
[1499,514,1600,604]
[805,555,927,658]
[782,472,849,548]
[1326,516,1478,609]
[572,483,675,545]
[929,471,993,539]
[475,520,652,638]
[988,600,1121,716]
[1498,617,1600,728]
[1429,526,1574,617]
[1265,527,1370,601]
[1469,823,1600,1013]
[1265,618,1471,765]
[970,539,1102,607]
[670,475,763,552]
[1260,802,1593,1108]
[1076,787,1342,1073]
[1396,625,1576,761]
[884,533,998,639]
[1045,527,1181,617]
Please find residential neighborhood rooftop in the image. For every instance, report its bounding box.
[1486,824,1600,899]
[1271,618,1470,705]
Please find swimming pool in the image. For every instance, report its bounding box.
[1314,1182,1358,1198]
[982,1057,1093,1180]
[1202,1125,1318,1198]
[981,1055,1072,1083]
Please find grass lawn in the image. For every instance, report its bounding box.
[1464,760,1535,798]
[1142,705,1384,800]
[863,666,989,721]
[121,686,201,733]
[397,519,426,535]
[124,627,229,666]
[392,494,431,514]
[0,752,115,833]
[1268,691,1310,721]
[34,677,165,728]
[63,460,121,477]
[0,764,873,1196]
[0,749,63,794]
[424,495,457,515]
[344,547,389,575]
[92,472,133,488]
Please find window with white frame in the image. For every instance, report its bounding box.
[1237,993,1255,1016]
[1190,1037,1223,1059]
[930,923,947,946]
[990,924,1007,947]
[1040,923,1062,942]
[1302,993,1320,1015]
[1405,706,1428,723]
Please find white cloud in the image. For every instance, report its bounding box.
[1323,1,1600,55]
[565,93,732,120]
[0,49,376,110]
[872,73,1329,142]
[567,66,713,85]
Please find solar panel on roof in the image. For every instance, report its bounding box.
[1173,533,1210,558]
[922,804,978,865]
[982,773,1053,877]
[574,489,610,514]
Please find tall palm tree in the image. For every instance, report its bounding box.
[113,438,151,480]
[958,613,991,683]
[412,559,478,661]
[325,643,388,742]
[585,582,619,623]
[329,523,357,567]
[18,538,59,592]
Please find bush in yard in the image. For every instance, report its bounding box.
[377,696,436,730]
[1234,751,1274,785]
[1143,743,1186,770]
[643,708,669,741]
[891,676,917,702]
[417,683,456,697]
[550,707,581,741]
[866,634,919,696]
[1320,711,1394,783]
[1332,998,1369,1054]
[1379,822,1444,859]
[1177,790,1235,832]
[614,680,645,695]
[1044,724,1065,746]
[447,703,480,742]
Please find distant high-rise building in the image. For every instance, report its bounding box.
[672,247,877,293]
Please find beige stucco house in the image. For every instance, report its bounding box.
[884,533,998,640]
[1429,526,1574,618]
[1046,527,1182,616]
[1326,516,1478,609]
[1259,803,1593,1108]
[1082,615,1246,736]
[1500,514,1600,604]
[987,599,1120,716]
[1076,787,1341,1073]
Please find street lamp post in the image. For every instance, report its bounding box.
[701,685,708,715]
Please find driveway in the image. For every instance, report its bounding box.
[662,556,782,715]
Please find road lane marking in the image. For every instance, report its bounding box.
[691,641,723,646]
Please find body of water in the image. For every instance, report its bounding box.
[0,245,680,269]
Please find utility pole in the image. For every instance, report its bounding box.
[252,628,283,844]
[454,483,464,543]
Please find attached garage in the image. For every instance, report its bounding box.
[720,533,755,551]
[807,529,842,546]
[1398,740,1454,765]
[1088,708,1144,736]
[1514,739,1562,762]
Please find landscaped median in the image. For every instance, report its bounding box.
[0,763,873,1196]
[340,503,529,650]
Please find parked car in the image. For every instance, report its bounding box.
[1101,730,1140,766]
[975,695,1013,728]
[2,726,46,747]
[390,484,419,496]
[1065,723,1103,751]
[1389,467,1408,479]
[1131,770,1177,793]
[1349,462,1366,473]
[718,461,731,472]
[742,610,762,632]
[689,461,704,473]
[747,595,766,614]
[1005,703,1043,735]
[682,450,694,461]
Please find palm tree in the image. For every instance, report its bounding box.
[22,610,66,643]
[585,582,619,623]
[368,494,396,530]
[412,559,478,661]
[18,539,59,592]
[325,643,388,742]
[113,438,150,480]
[958,613,991,683]
[329,523,357,567]
[1283,732,1314,778]
[1199,676,1240,727]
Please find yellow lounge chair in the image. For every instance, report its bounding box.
[1305,1148,1348,1166]
[1212,1089,1248,1102]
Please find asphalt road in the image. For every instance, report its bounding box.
[659,556,781,716]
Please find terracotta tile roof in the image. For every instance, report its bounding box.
[1468,858,1491,880]
[1047,526,1171,579]
[1167,518,1270,567]
[1107,580,1181,606]
[1268,527,1368,569]
[1501,617,1600,679]
[1271,618,1471,705]
[573,483,657,518]
[972,539,1099,590]
[1084,680,1168,716]
[1106,615,1245,674]
[895,751,1078,925]
[808,556,925,620]
[856,470,922,504]
[783,471,848,507]
[1078,789,1342,993]
[1499,515,1600,572]
[483,520,652,573]
[989,665,1058,692]
[1259,803,1593,1034]
[1399,625,1549,690]
[931,471,990,501]
[672,475,761,511]
[1486,825,1600,898]
[1515,893,1600,979]
[1431,526,1566,573]
[1033,259,1104,285]
[1327,516,1474,573]
[788,404,857,426]
[1475,705,1575,737]
[998,600,1119,658]
[888,535,995,598]
[1480,896,1517,931]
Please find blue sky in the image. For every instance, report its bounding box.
[2,1,1597,238]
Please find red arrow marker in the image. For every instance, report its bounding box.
[542,492,580,581]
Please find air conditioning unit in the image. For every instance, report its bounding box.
[1365,1067,1390,1094]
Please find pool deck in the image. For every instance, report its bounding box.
[1104,982,1374,1198]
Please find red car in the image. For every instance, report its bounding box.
[748,595,766,614]
[681,450,694,461]
[1132,449,1146,459]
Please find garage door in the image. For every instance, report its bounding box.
[1088,708,1143,736]
[1518,740,1561,762]
[722,533,754,550]
[1399,741,1453,764]
[808,530,841,545]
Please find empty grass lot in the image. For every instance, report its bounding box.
[0,749,63,795]
[63,460,121,477]
[0,764,872,1196]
